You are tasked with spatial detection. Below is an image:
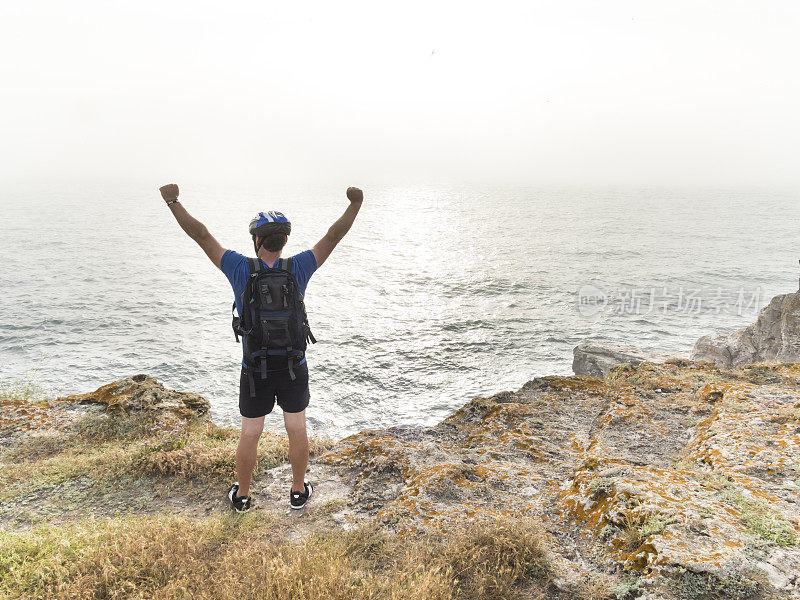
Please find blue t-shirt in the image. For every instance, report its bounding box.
[221,249,317,369]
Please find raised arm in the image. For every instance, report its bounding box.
[159,183,226,269]
[312,187,364,268]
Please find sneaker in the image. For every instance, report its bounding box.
[227,482,252,513]
[290,482,313,510]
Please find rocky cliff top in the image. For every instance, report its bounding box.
[312,359,800,597]
[2,361,800,599]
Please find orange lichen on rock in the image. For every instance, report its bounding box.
[558,361,800,585]
[319,427,541,535]
[0,398,82,436]
[561,462,748,575]
[520,375,607,395]
[58,374,210,417]
[320,360,800,595]
[607,360,711,392]
[696,381,740,404]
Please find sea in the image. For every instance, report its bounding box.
[1,182,798,439]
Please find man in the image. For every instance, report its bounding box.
[159,183,364,512]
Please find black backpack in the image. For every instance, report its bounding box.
[231,257,316,396]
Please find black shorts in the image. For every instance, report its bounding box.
[239,363,310,418]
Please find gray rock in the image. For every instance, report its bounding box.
[572,341,667,377]
[691,292,800,368]
[756,547,800,592]
[58,374,210,417]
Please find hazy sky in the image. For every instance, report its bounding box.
[1,1,798,187]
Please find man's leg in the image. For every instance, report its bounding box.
[283,410,309,493]
[236,416,265,497]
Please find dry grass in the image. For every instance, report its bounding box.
[578,573,616,600]
[130,421,333,480]
[0,376,45,404]
[618,512,646,551]
[440,518,551,599]
[0,513,554,600]
[0,407,334,532]
[4,412,158,464]
[1,413,334,492]
[1,401,559,599]
[612,508,676,555]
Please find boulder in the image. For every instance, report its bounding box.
[59,374,210,417]
[572,341,667,377]
[691,292,800,368]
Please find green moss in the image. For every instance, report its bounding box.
[638,514,676,538]
[740,508,797,547]
[695,473,797,547]
[740,365,783,385]
[676,568,761,600]
[719,487,798,547]
[610,576,640,599]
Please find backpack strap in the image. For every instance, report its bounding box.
[278,257,296,377]
[305,322,317,344]
[244,259,261,322]
[248,257,262,273]
[247,368,256,397]
[277,257,292,272]
[243,258,263,377]
[259,350,267,380]
[287,356,296,381]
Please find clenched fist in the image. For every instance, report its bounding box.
[159,183,179,202]
[346,187,363,203]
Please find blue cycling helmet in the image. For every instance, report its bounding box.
[250,211,291,254]
[249,211,291,236]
